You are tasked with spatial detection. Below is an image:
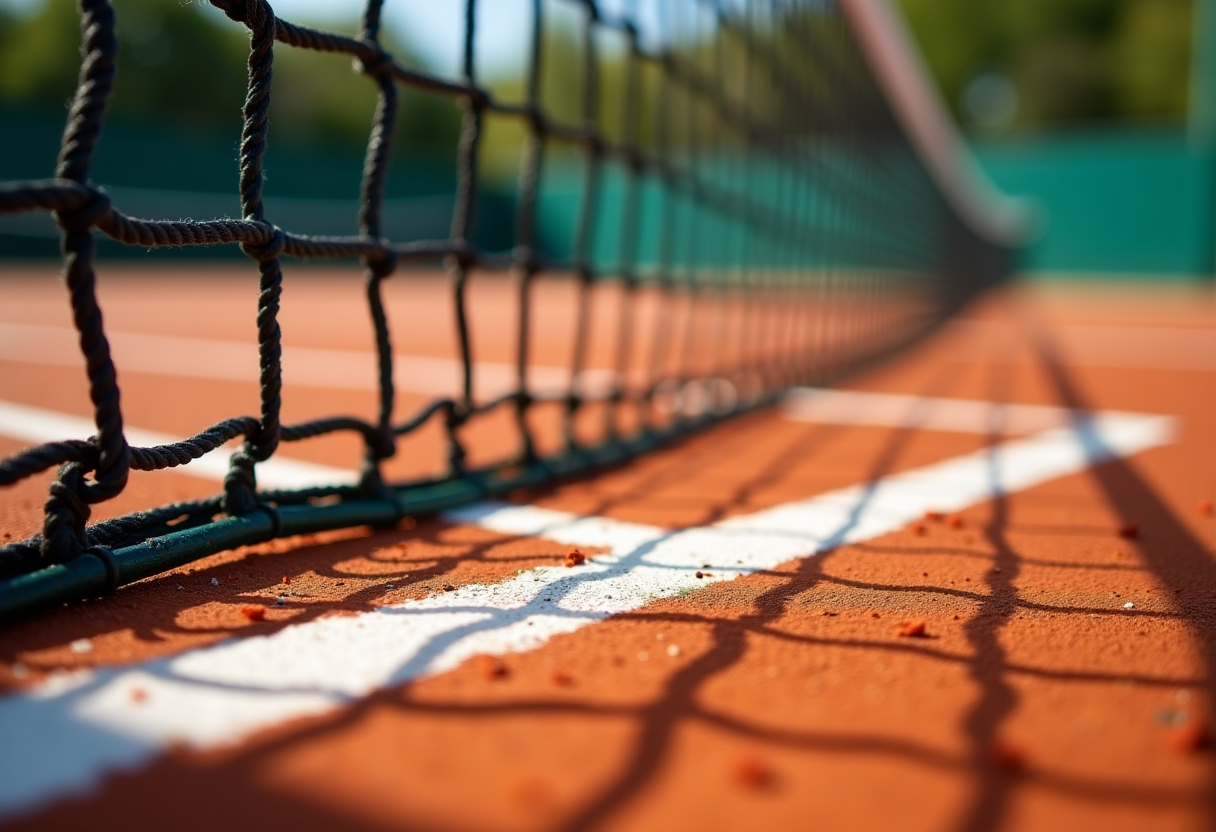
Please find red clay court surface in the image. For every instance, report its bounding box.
[1,264,1215,832]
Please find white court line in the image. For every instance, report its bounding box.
[781,388,1154,435]
[949,320,1216,372]
[0,399,1176,819]
[0,387,1083,496]
[0,387,1100,495]
[0,400,358,490]
[0,322,620,399]
[4,321,1213,404]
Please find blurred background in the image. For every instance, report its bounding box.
[901,0,1215,279]
[0,0,1212,279]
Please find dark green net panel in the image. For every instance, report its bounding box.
[0,0,1020,621]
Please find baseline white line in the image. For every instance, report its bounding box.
[949,320,1216,372]
[781,387,1154,435]
[0,400,357,490]
[0,322,621,398]
[0,406,1175,819]
[0,387,1139,500]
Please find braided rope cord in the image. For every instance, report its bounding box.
[0,0,1012,588]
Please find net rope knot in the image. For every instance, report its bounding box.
[53,186,112,233]
[512,244,540,271]
[357,47,393,78]
[40,462,92,565]
[357,458,391,500]
[365,248,397,280]
[0,0,1020,619]
[211,0,267,27]
[240,222,286,262]
[222,449,260,516]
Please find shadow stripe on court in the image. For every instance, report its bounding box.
[0,393,1175,819]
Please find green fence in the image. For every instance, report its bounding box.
[972,128,1216,278]
[4,108,1213,279]
[0,107,515,259]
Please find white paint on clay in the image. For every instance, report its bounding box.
[0,398,1175,819]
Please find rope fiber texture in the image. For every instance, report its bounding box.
[0,0,1014,601]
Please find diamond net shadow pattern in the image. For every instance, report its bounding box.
[0,0,1013,611]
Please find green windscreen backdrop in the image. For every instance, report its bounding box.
[971,129,1216,279]
[2,107,1213,278]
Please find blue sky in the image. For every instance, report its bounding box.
[273,0,536,76]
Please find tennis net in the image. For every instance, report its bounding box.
[0,0,1026,621]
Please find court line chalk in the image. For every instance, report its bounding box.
[0,399,357,490]
[949,320,1216,372]
[7,321,1213,388]
[0,405,1175,820]
[0,322,618,399]
[0,388,1159,497]
[781,388,1156,435]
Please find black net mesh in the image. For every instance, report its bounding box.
[0,0,1016,616]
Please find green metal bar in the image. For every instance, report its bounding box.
[277,499,401,538]
[0,432,678,624]
[114,511,278,585]
[0,554,112,625]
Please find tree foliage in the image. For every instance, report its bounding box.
[0,0,460,155]
[0,0,1194,164]
[895,0,1195,130]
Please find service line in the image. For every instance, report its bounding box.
[0,322,620,399]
